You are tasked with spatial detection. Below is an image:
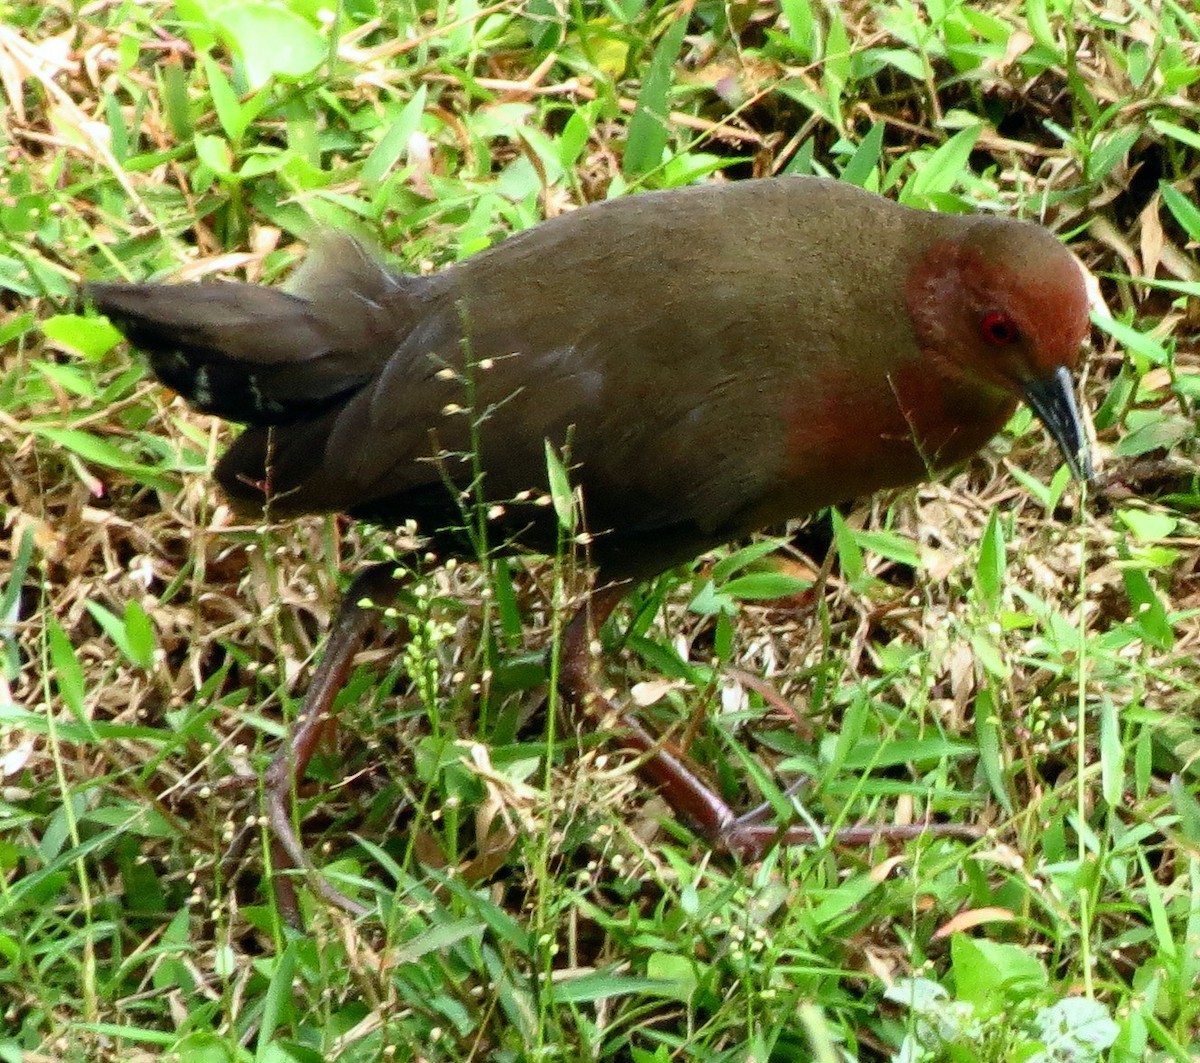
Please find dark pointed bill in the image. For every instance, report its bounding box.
[1022,366,1093,483]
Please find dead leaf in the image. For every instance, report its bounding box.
[933,907,1016,939]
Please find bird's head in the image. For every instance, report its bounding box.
[906,216,1093,481]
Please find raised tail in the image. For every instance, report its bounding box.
[88,233,411,426]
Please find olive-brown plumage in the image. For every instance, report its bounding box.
[91,176,1091,580]
[90,176,1094,894]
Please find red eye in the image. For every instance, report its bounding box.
[980,311,1019,346]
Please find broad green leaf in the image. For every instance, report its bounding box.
[215,5,326,90]
[905,124,983,199]
[1150,118,1200,152]
[852,529,922,568]
[841,120,885,187]
[393,919,487,965]
[719,572,811,601]
[203,54,251,143]
[710,539,789,583]
[43,314,124,360]
[48,619,87,723]
[1117,508,1177,543]
[1121,566,1173,650]
[1034,998,1119,1056]
[1091,313,1169,368]
[951,934,1047,1013]
[194,133,233,176]
[780,0,815,58]
[624,15,688,176]
[1112,415,1190,458]
[552,971,691,1004]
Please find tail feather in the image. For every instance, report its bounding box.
[88,234,410,426]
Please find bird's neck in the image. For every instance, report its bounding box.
[886,356,1016,472]
[771,355,1015,524]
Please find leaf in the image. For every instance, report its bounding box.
[1,528,34,681]
[831,510,864,586]
[1033,997,1119,1056]
[85,601,155,671]
[1091,313,1169,368]
[719,572,811,601]
[905,124,983,199]
[35,428,138,473]
[362,85,429,186]
[974,688,1011,811]
[809,874,878,926]
[1024,0,1059,56]
[710,538,790,583]
[841,121,885,187]
[821,12,850,122]
[840,737,975,770]
[1169,774,1200,843]
[543,440,576,533]
[551,970,690,1004]
[256,940,296,1058]
[215,5,327,90]
[852,529,922,568]
[203,54,250,143]
[1160,181,1200,243]
[194,133,233,177]
[970,632,1010,679]
[48,619,87,724]
[34,361,98,400]
[951,935,1047,1014]
[1120,566,1173,650]
[975,509,1006,609]
[643,953,700,1001]
[393,919,486,965]
[160,55,194,141]
[125,600,157,670]
[883,976,949,1012]
[779,0,815,59]
[624,15,688,176]
[557,108,591,170]
[1116,508,1176,543]
[42,313,124,360]
[33,427,176,493]
[867,47,927,79]
[933,907,1016,939]
[1099,694,1124,807]
[1086,126,1140,183]
[1150,117,1200,152]
[1112,415,1190,458]
[688,579,732,617]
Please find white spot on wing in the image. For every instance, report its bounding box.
[192,365,213,408]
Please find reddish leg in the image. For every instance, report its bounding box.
[559,585,983,857]
[264,562,409,921]
[262,569,979,924]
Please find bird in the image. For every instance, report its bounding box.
[90,175,1093,914]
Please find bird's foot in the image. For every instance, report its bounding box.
[617,708,983,858]
[261,561,411,925]
[711,811,987,861]
[560,586,985,861]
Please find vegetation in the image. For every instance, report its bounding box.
[3,0,1199,1059]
